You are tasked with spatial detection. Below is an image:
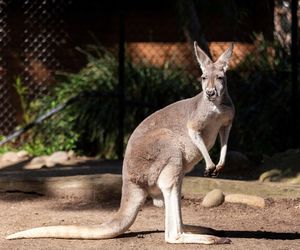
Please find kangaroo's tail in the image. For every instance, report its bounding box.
[6,181,147,240]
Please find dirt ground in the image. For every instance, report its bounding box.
[0,193,299,250]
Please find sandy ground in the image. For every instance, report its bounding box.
[0,193,299,250]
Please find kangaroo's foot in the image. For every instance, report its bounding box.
[172,224,230,244]
[166,232,231,244]
[158,164,231,245]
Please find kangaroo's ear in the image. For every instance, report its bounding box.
[216,43,234,72]
[194,41,212,72]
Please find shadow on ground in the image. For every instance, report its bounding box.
[119,228,300,241]
[0,159,123,202]
[221,230,300,240]
[0,159,123,177]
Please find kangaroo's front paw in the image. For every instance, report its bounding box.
[204,164,216,177]
[211,164,224,178]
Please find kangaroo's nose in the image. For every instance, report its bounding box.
[206,89,216,97]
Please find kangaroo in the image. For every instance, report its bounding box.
[7,42,235,244]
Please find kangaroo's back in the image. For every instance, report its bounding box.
[128,94,200,143]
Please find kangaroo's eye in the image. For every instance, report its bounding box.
[217,75,224,80]
[201,76,207,80]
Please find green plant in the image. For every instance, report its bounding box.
[228,33,294,154]
[14,77,31,123]
[23,46,198,157]
[0,136,14,154]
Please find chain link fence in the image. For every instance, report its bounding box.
[0,0,298,156]
[0,0,72,135]
[0,0,16,135]
[22,0,71,99]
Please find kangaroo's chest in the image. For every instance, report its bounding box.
[200,109,224,147]
[183,105,232,165]
[201,102,233,127]
[196,104,227,131]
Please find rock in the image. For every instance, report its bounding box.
[225,194,265,208]
[47,151,70,166]
[223,151,251,173]
[289,174,300,184]
[49,151,70,163]
[201,189,225,208]
[0,151,29,166]
[25,156,47,169]
[16,150,29,159]
[45,159,56,168]
[67,150,76,158]
[259,169,282,182]
[25,151,70,169]
[1,152,20,163]
[260,149,300,183]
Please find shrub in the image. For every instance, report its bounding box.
[24,46,198,158]
[228,34,294,154]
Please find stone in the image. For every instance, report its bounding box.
[201,189,225,208]
[260,149,300,183]
[67,150,76,158]
[16,150,30,159]
[25,156,47,169]
[1,152,20,163]
[47,151,70,165]
[25,151,70,169]
[45,159,56,168]
[259,169,282,182]
[225,194,265,208]
[287,173,300,184]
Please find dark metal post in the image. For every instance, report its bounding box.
[291,0,298,148]
[117,9,125,159]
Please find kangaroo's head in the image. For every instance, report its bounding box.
[194,42,234,102]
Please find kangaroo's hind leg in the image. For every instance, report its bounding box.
[157,163,231,244]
